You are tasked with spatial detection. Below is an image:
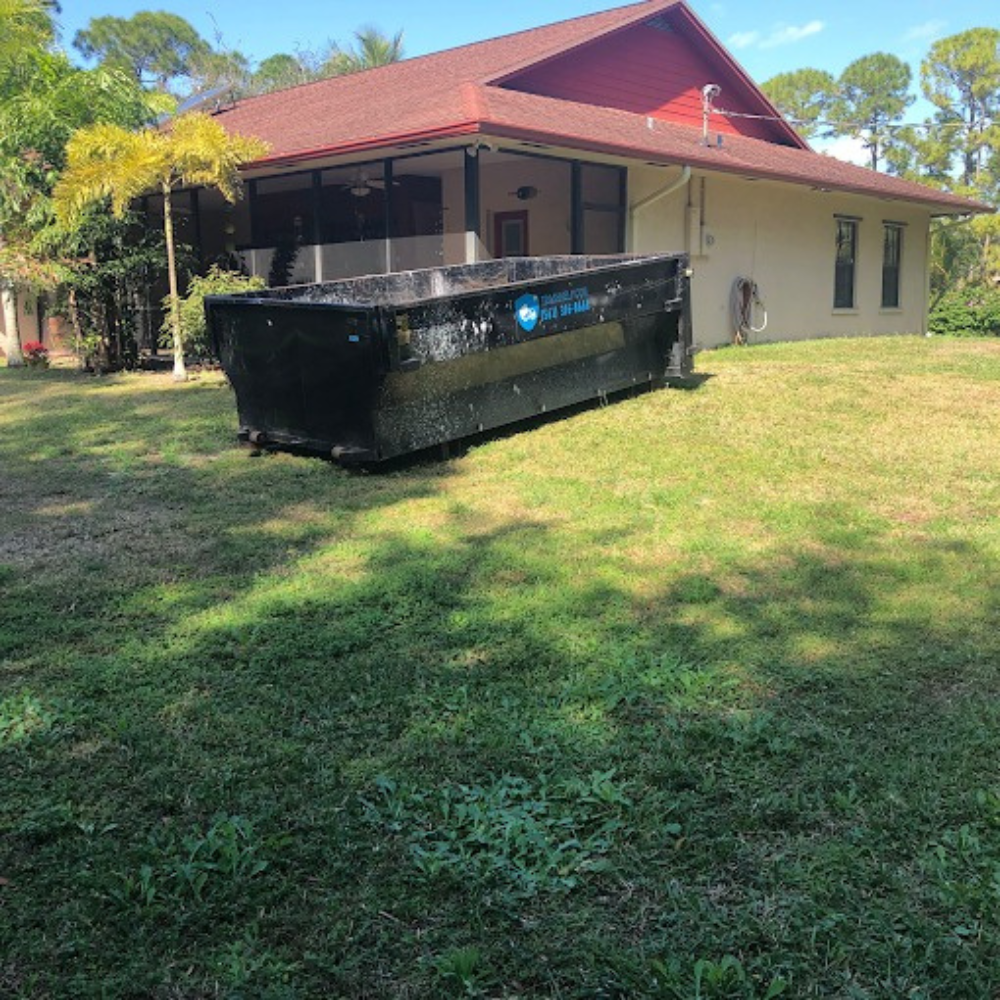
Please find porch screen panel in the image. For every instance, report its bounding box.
[254,174,314,249]
[319,151,463,276]
[581,163,625,254]
[320,165,388,244]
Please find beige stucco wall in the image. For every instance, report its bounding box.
[628,165,932,349]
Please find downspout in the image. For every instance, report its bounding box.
[628,165,691,251]
[630,165,692,215]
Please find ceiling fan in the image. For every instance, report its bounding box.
[342,170,399,198]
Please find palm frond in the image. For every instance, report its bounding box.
[54,112,269,227]
[170,113,269,202]
[54,125,166,222]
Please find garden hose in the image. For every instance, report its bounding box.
[731,276,768,345]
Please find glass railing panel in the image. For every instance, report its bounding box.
[241,234,493,286]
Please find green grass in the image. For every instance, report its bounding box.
[2,336,1000,998]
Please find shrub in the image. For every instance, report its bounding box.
[21,341,50,369]
[929,285,1000,338]
[161,266,266,358]
[267,239,299,288]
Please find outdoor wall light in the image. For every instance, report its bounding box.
[515,186,539,200]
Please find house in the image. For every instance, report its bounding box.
[163,0,989,350]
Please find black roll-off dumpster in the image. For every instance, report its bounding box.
[206,253,693,464]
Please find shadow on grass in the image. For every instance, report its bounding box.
[3,480,1000,996]
[2,363,1000,996]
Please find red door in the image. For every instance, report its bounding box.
[494,210,529,258]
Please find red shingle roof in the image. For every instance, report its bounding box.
[215,0,677,158]
[214,0,991,216]
[475,87,992,214]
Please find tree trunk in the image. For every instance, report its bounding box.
[162,184,187,381]
[964,105,977,188]
[1,280,24,367]
[964,152,976,188]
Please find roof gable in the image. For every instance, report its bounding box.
[495,5,802,147]
[213,0,681,164]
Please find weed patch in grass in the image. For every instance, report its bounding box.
[0,692,58,747]
[362,770,638,899]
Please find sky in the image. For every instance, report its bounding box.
[57,0,993,163]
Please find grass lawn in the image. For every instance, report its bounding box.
[2,335,1000,998]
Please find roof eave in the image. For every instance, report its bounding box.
[244,122,483,171]
[474,123,992,215]
[239,116,993,217]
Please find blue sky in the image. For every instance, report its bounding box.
[58,0,991,162]
[57,0,990,83]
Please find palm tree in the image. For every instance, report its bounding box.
[326,27,404,76]
[54,113,269,380]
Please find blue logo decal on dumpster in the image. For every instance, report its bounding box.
[515,294,540,333]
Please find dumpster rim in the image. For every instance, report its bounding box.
[204,252,686,314]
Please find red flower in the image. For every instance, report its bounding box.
[22,341,49,368]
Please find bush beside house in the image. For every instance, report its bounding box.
[929,286,1000,337]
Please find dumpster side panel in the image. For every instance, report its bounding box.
[209,300,379,456]
[210,301,306,436]
[371,256,687,459]
[374,312,680,457]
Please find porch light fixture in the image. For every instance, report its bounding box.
[514,186,538,200]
